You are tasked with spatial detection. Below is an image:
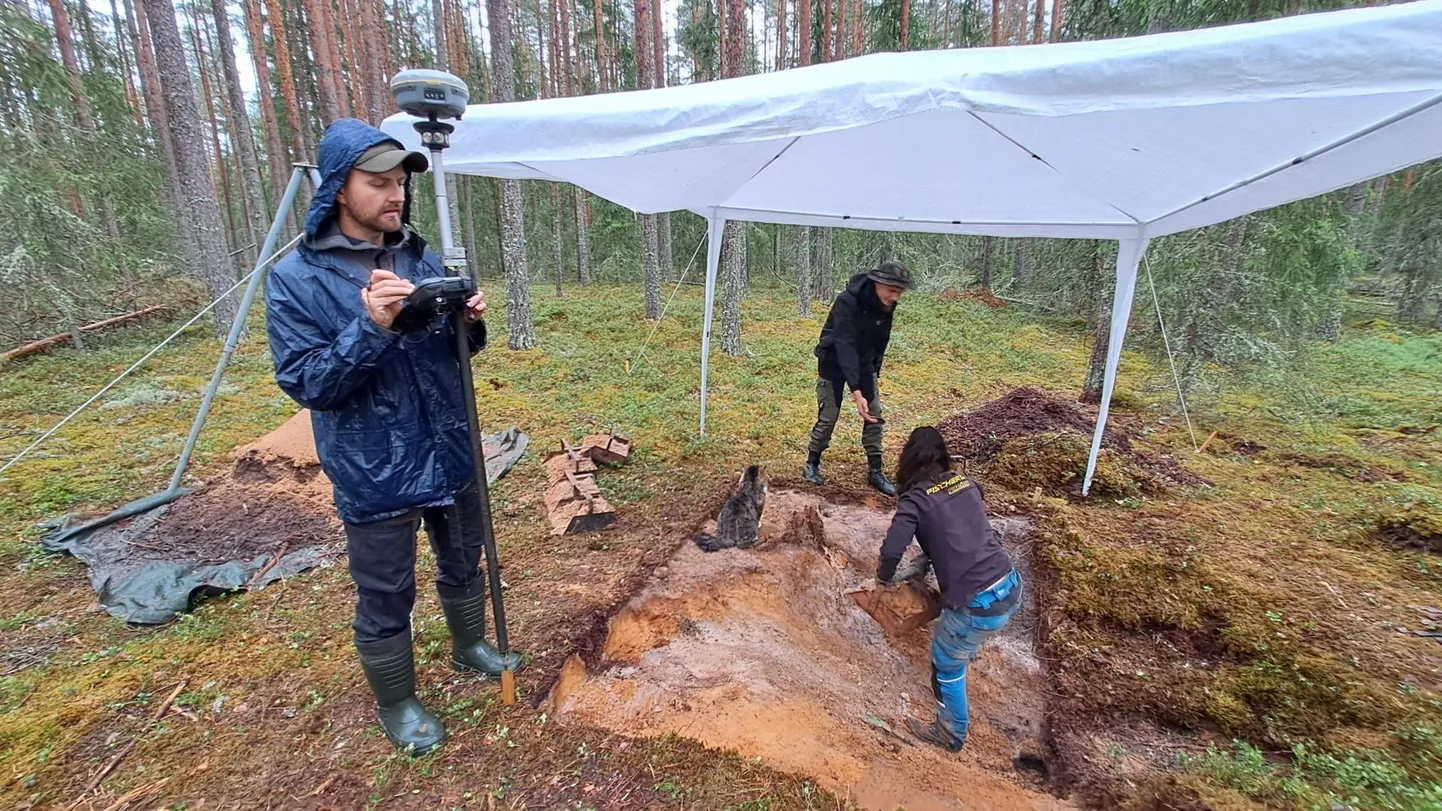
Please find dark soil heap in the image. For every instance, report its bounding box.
[937,387,1202,498]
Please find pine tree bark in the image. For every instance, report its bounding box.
[593,0,608,90]
[47,0,95,130]
[304,0,343,121]
[193,21,243,275]
[266,0,309,168]
[242,0,291,205]
[487,0,534,348]
[550,184,565,296]
[142,0,241,335]
[814,228,833,300]
[574,187,592,284]
[362,0,387,121]
[129,0,191,256]
[777,0,787,68]
[1049,0,1062,40]
[109,0,145,122]
[1080,242,1114,404]
[1031,0,1043,44]
[213,0,271,258]
[650,0,663,87]
[990,0,999,44]
[899,0,908,50]
[821,0,832,59]
[720,221,745,354]
[796,226,812,315]
[798,0,810,65]
[718,0,728,75]
[658,212,673,280]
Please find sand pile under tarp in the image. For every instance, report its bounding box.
[42,410,528,624]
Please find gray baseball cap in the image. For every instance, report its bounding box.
[867,261,914,290]
[353,142,429,174]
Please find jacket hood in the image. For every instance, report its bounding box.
[304,118,414,238]
[844,272,883,311]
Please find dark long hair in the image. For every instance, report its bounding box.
[895,426,953,495]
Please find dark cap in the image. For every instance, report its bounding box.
[353,142,429,174]
[867,261,913,291]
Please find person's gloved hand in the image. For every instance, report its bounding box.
[876,555,901,587]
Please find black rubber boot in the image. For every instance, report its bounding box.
[867,457,897,496]
[437,581,524,679]
[907,718,965,752]
[356,632,447,755]
[802,451,824,486]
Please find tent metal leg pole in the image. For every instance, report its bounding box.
[1082,237,1149,496]
[168,165,313,492]
[699,215,725,435]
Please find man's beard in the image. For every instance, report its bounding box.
[359,208,403,234]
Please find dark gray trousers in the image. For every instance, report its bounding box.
[341,482,485,644]
[807,376,884,459]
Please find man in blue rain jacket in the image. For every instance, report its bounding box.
[266,118,521,754]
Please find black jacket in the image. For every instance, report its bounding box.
[815,273,894,402]
[877,472,1013,610]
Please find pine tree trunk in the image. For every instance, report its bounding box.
[487,0,534,348]
[573,187,592,284]
[658,212,673,280]
[651,0,664,86]
[143,0,241,335]
[266,0,309,174]
[242,0,291,207]
[1080,243,1113,404]
[193,21,243,275]
[816,228,834,300]
[305,0,343,122]
[1031,0,1043,44]
[362,0,387,121]
[777,0,787,68]
[550,184,565,296]
[899,0,908,50]
[559,0,574,93]
[129,0,191,256]
[213,0,271,258]
[1049,0,1063,40]
[990,0,999,44]
[822,0,832,59]
[720,221,745,354]
[593,0,608,90]
[634,0,662,316]
[980,236,994,287]
[798,0,810,65]
[796,226,812,315]
[47,0,95,130]
[109,0,146,123]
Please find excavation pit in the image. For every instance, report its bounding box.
[549,490,1070,810]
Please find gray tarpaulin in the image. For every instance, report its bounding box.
[41,427,529,624]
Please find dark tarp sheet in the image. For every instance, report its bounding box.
[41,427,529,624]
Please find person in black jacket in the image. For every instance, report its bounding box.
[875,426,1022,752]
[804,261,912,496]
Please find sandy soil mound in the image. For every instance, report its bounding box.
[550,490,1069,811]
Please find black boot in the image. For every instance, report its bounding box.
[356,632,447,755]
[906,718,965,752]
[802,451,824,485]
[437,581,524,679]
[867,457,897,496]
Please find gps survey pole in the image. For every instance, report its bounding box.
[392,69,517,704]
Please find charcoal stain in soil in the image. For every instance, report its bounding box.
[548,490,1072,810]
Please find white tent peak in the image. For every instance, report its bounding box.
[381,0,1442,494]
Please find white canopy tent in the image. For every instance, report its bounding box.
[382,0,1442,495]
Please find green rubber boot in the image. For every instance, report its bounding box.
[437,581,524,679]
[356,632,447,755]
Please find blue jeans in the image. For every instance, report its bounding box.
[931,581,1023,745]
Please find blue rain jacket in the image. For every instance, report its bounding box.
[265,118,485,525]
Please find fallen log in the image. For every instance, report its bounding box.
[2,305,168,361]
